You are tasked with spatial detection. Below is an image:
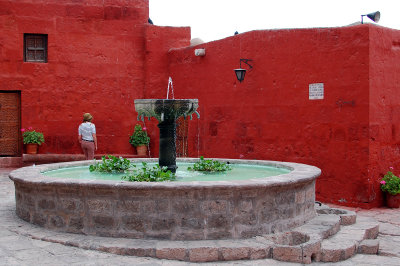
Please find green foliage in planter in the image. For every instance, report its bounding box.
[89,155,131,173]
[188,156,232,172]
[380,169,400,195]
[122,162,175,182]
[129,124,150,147]
[22,128,44,145]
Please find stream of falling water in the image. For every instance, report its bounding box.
[144,77,175,158]
[166,77,175,100]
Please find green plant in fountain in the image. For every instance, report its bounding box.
[89,155,131,173]
[380,167,400,195]
[21,127,44,145]
[122,162,175,182]
[188,156,232,172]
[129,124,150,147]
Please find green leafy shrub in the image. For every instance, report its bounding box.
[21,127,44,145]
[129,124,150,147]
[89,155,131,173]
[188,156,232,172]
[122,162,175,182]
[380,167,400,195]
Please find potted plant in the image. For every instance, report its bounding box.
[21,127,45,154]
[129,124,150,156]
[380,167,400,208]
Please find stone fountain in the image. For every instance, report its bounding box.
[134,99,199,172]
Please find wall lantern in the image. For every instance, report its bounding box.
[361,11,380,24]
[234,59,253,83]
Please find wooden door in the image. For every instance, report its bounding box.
[0,91,21,156]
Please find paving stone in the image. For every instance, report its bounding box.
[219,245,250,261]
[378,235,400,257]
[155,241,187,260]
[342,254,400,266]
[155,247,187,261]
[378,222,400,236]
[188,246,219,262]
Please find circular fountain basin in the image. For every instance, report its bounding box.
[42,162,291,181]
[9,158,320,240]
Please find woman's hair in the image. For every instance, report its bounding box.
[83,113,93,122]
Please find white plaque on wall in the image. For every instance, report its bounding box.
[309,83,324,100]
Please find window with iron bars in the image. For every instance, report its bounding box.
[24,34,48,63]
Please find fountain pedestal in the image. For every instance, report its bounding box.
[134,99,199,173]
[158,119,177,172]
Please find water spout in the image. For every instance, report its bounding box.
[166,77,174,100]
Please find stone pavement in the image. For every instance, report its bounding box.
[1,168,400,265]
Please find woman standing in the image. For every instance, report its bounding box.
[78,113,97,160]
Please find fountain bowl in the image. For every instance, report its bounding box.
[9,158,320,240]
[134,99,199,121]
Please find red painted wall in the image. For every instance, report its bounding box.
[368,26,400,206]
[167,25,400,208]
[0,0,189,156]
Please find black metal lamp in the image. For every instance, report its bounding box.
[361,11,380,24]
[234,59,253,83]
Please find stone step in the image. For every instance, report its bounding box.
[320,216,379,262]
[358,239,379,254]
[266,214,342,264]
[295,213,341,239]
[315,204,357,225]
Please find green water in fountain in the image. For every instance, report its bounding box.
[43,163,291,182]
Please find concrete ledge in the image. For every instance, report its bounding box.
[1,154,147,168]
[22,153,145,164]
[0,157,23,168]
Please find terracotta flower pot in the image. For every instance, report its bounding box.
[26,143,38,154]
[136,145,148,156]
[386,193,400,208]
